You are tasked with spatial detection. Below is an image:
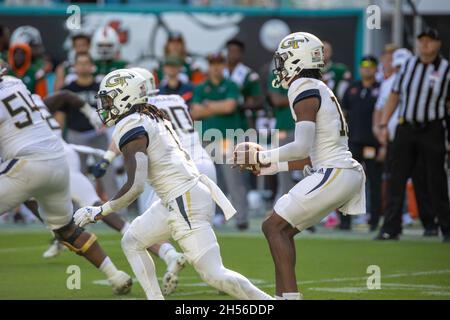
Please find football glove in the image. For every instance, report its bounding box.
[74,206,103,227]
[91,159,110,178]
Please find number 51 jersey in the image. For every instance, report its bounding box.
[0,77,64,161]
[287,77,358,169]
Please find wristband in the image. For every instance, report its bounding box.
[100,202,113,216]
[278,162,289,172]
[257,151,273,165]
[103,150,117,163]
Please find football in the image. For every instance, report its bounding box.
[233,142,266,173]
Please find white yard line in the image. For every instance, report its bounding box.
[90,269,450,298]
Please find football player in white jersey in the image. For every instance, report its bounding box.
[233,32,366,300]
[0,74,132,295]
[39,88,187,296]
[29,91,134,258]
[90,67,217,295]
[73,69,272,300]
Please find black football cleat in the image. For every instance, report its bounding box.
[423,228,439,237]
[374,232,399,241]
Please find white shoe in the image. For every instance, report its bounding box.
[162,253,187,296]
[109,271,133,295]
[42,239,65,258]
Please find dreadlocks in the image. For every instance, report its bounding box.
[134,103,170,121]
[116,103,170,124]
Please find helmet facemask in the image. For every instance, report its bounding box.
[272,51,290,89]
[96,89,122,127]
[272,51,301,89]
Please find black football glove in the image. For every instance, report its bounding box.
[91,159,110,178]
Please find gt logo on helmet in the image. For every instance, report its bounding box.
[105,74,134,88]
[280,36,309,50]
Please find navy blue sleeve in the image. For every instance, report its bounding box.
[292,89,321,109]
[118,126,149,151]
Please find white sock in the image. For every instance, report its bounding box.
[120,222,130,235]
[282,292,301,300]
[99,257,119,279]
[158,243,177,266]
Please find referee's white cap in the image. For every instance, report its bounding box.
[392,48,412,68]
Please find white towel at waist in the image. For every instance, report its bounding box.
[199,174,236,220]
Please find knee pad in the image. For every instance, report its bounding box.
[54,222,97,255]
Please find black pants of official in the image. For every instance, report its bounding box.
[385,142,437,231]
[340,143,383,229]
[381,120,450,236]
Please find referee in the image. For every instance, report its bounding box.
[377,28,450,242]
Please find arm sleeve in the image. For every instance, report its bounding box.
[258,121,315,164]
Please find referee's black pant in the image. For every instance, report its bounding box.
[385,142,436,231]
[381,120,450,236]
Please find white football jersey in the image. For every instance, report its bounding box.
[0,77,64,161]
[31,94,63,138]
[147,94,204,159]
[112,112,200,203]
[288,77,357,169]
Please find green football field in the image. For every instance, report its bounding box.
[0,222,449,300]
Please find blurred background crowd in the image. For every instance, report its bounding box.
[0,0,449,238]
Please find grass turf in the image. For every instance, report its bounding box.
[0,225,449,300]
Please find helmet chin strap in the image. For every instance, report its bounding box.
[272,77,281,88]
[111,107,120,116]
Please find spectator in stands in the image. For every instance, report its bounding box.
[341,55,382,231]
[58,52,118,201]
[54,30,91,90]
[10,26,43,65]
[191,52,249,230]
[8,42,47,97]
[378,43,398,82]
[224,38,263,129]
[156,31,205,85]
[158,55,195,104]
[322,40,352,101]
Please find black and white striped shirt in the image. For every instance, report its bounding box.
[392,55,450,123]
